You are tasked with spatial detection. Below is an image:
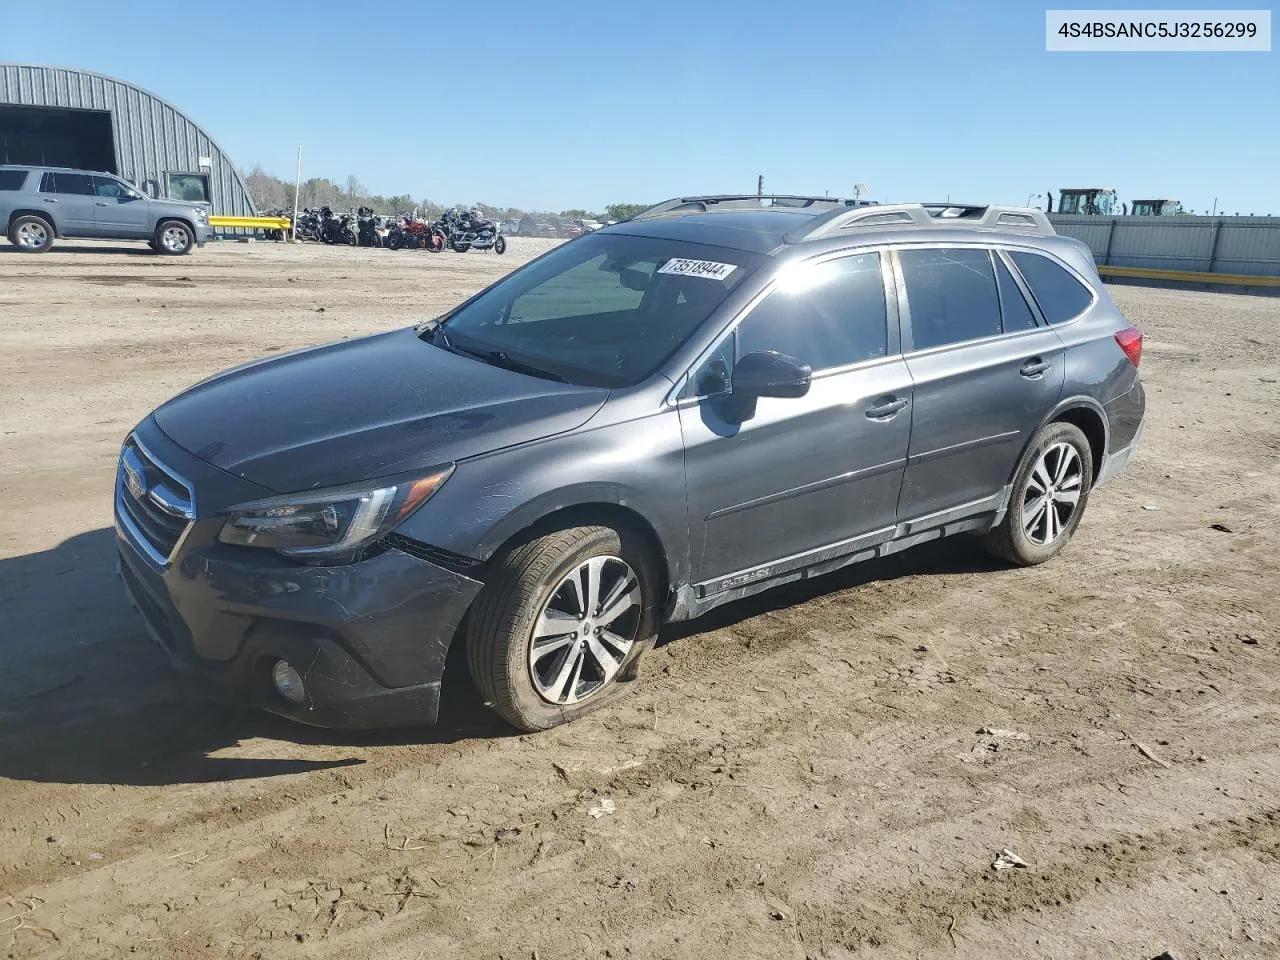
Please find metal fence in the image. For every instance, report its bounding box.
[1049,214,1280,278]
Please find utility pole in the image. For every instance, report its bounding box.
[757,174,763,199]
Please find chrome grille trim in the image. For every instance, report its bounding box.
[114,434,195,567]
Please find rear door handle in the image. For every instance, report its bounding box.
[42,198,58,203]
[865,396,909,420]
[96,201,110,206]
[1020,358,1051,379]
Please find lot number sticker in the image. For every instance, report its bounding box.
[657,258,738,281]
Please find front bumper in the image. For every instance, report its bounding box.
[194,221,213,246]
[115,464,484,729]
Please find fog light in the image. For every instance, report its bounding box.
[271,659,306,704]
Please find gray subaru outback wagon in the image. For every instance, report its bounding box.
[0,164,212,254]
[114,195,1145,731]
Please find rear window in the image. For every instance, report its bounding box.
[39,172,95,195]
[0,170,28,191]
[1009,251,1094,323]
[898,248,1001,350]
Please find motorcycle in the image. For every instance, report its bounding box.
[448,213,506,254]
[356,206,382,247]
[292,208,323,242]
[319,206,358,246]
[386,216,444,251]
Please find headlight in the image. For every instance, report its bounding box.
[218,465,453,560]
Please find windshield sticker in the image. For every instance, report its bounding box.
[657,258,738,281]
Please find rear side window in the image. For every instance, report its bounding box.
[737,252,889,371]
[898,248,1001,350]
[39,172,95,195]
[994,255,1038,332]
[1009,251,1094,323]
[0,170,28,191]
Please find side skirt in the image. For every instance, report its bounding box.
[668,487,1011,623]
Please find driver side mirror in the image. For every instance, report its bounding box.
[731,350,812,399]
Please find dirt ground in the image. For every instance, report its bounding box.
[1,237,1277,960]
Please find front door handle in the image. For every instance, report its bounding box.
[42,198,58,203]
[96,201,110,206]
[865,396,909,420]
[1020,358,1051,379]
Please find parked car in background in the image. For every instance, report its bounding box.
[114,194,1144,732]
[0,164,212,255]
[536,220,558,236]
[574,218,603,233]
[517,216,537,236]
[500,219,521,236]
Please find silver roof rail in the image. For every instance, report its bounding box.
[792,202,1056,242]
[624,194,875,222]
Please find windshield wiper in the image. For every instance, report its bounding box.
[441,339,569,383]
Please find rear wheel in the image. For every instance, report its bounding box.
[466,525,660,731]
[981,421,1093,566]
[154,220,194,255]
[8,215,54,253]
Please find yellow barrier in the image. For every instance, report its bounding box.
[1098,264,1280,288]
[208,216,292,230]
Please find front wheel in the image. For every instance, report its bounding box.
[494,234,507,255]
[154,220,194,255]
[466,525,661,731]
[981,421,1093,566]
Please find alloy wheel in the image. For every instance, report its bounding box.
[161,225,189,253]
[17,221,49,249]
[1022,442,1082,545]
[528,555,642,705]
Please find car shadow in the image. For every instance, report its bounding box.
[0,242,155,257]
[0,525,1003,787]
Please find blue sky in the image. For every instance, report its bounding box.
[3,1,1276,213]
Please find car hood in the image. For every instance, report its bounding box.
[153,327,609,492]
[150,198,205,217]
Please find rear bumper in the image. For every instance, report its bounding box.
[1097,377,1145,486]
[115,522,483,729]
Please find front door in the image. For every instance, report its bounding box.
[38,171,97,235]
[894,246,1066,521]
[680,250,913,591]
[92,175,151,237]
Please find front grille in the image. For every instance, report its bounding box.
[115,435,194,566]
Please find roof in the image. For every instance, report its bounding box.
[605,196,1059,257]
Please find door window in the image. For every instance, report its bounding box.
[93,176,139,199]
[898,248,1001,350]
[40,172,94,195]
[994,254,1038,332]
[1008,251,1094,323]
[683,252,888,398]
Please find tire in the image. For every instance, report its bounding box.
[981,421,1094,566]
[451,241,471,253]
[154,220,194,256]
[466,524,661,732]
[8,214,54,253]
[494,235,507,255]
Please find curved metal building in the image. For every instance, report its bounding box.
[0,63,255,216]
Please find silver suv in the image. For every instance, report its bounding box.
[0,165,213,255]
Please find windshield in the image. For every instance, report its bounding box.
[430,233,760,387]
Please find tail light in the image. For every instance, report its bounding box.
[1114,325,1143,367]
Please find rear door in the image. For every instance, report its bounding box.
[894,245,1066,522]
[38,172,98,235]
[679,250,913,589]
[92,175,151,237]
